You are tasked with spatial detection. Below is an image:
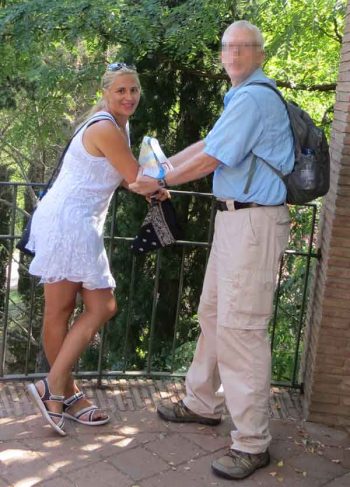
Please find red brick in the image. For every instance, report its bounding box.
[310,393,340,405]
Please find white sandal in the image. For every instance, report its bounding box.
[27,378,66,436]
[63,391,110,426]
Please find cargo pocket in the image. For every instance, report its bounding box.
[218,269,276,329]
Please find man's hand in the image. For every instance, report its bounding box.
[129,175,160,196]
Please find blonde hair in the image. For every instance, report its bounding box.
[82,65,141,122]
[223,20,264,51]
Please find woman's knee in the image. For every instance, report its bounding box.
[104,298,118,321]
[44,299,76,323]
[88,297,117,324]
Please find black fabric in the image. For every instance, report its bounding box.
[216,200,284,211]
[131,199,182,254]
[16,216,35,257]
[216,201,261,211]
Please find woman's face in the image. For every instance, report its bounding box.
[104,74,141,119]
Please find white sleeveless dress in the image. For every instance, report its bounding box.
[26,111,124,289]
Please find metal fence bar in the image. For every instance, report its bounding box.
[0,184,17,376]
[122,255,137,372]
[96,194,118,386]
[270,255,285,354]
[24,277,37,376]
[0,181,319,388]
[291,204,318,387]
[147,251,162,374]
[170,246,186,372]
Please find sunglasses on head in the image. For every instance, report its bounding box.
[107,62,136,72]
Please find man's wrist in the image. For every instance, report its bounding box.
[158,177,169,189]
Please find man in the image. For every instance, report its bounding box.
[130,20,294,480]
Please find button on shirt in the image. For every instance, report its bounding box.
[204,68,294,205]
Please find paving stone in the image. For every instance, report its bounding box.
[0,441,57,486]
[269,437,307,460]
[181,432,230,452]
[36,476,75,487]
[326,472,350,487]
[270,418,302,440]
[21,436,98,474]
[287,451,348,482]
[0,477,12,487]
[0,414,67,441]
[108,445,169,481]
[110,410,170,434]
[67,460,131,487]
[0,383,349,487]
[322,444,347,466]
[164,419,230,437]
[141,462,234,487]
[0,416,42,441]
[303,421,350,447]
[145,432,206,465]
[76,432,156,458]
[170,451,243,486]
[63,416,124,435]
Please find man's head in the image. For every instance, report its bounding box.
[221,20,265,86]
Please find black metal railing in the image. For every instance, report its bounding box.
[0,181,319,387]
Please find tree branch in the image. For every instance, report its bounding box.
[333,16,343,43]
[148,60,336,92]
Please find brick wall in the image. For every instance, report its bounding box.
[301,2,350,428]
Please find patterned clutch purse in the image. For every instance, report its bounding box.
[131,199,182,254]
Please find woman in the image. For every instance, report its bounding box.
[26,63,162,436]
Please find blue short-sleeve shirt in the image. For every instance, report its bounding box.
[204,68,294,204]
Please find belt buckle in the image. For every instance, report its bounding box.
[226,200,236,212]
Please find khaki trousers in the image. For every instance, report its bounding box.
[183,205,290,454]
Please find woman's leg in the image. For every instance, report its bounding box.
[35,280,81,415]
[44,287,117,416]
[43,281,80,362]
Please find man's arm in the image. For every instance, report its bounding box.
[130,150,219,196]
[169,141,205,167]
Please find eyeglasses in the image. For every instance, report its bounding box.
[107,62,136,72]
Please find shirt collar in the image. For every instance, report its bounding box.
[223,68,275,107]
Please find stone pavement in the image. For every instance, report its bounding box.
[0,379,350,487]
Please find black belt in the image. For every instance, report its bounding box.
[216,200,284,211]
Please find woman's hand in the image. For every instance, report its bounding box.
[129,174,160,195]
[145,189,171,203]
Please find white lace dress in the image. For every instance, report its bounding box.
[26,112,124,289]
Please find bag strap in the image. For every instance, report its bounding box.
[242,82,291,194]
[246,81,298,148]
[39,113,116,199]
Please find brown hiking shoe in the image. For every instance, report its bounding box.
[211,448,270,479]
[157,400,221,426]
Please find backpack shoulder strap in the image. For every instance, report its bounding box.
[246,81,287,106]
[242,82,290,195]
[246,82,298,146]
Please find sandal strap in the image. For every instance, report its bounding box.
[64,391,85,408]
[39,378,65,403]
[75,405,98,420]
[48,411,65,429]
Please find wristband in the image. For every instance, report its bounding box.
[158,177,168,189]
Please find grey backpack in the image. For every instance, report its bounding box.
[244,82,330,205]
